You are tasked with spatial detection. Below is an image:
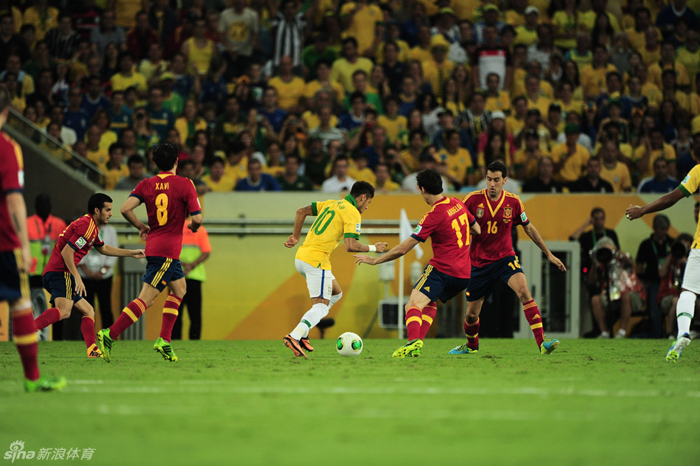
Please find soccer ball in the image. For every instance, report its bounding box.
[336,332,363,356]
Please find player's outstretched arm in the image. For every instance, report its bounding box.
[120,196,149,240]
[625,188,684,220]
[522,223,567,272]
[95,245,145,258]
[355,237,418,265]
[284,205,312,248]
[344,237,388,253]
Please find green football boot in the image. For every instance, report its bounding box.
[25,376,67,392]
[97,329,114,363]
[154,337,179,362]
[392,339,423,358]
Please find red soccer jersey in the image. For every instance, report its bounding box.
[130,172,201,259]
[462,189,529,268]
[411,196,476,279]
[0,132,24,252]
[44,215,105,273]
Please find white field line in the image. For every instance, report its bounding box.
[53,380,700,399]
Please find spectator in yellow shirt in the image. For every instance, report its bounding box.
[23,0,58,42]
[422,35,454,101]
[677,30,699,92]
[633,127,677,179]
[485,73,512,115]
[514,7,541,47]
[599,138,632,192]
[436,129,474,188]
[640,28,661,66]
[551,123,591,183]
[330,37,374,93]
[340,0,383,57]
[377,95,408,148]
[525,74,552,116]
[409,26,433,65]
[649,42,690,90]
[268,55,306,114]
[375,162,400,192]
[202,156,235,192]
[580,45,618,99]
[110,51,148,99]
[348,152,377,184]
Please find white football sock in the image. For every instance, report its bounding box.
[676,291,696,338]
[302,295,341,338]
[291,303,329,340]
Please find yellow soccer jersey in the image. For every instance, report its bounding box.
[679,165,700,249]
[633,143,677,179]
[600,161,632,193]
[296,195,362,270]
[551,143,590,183]
[436,147,473,185]
[268,76,306,110]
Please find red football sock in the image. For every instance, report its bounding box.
[34,307,61,330]
[13,307,40,381]
[109,298,146,339]
[464,317,480,351]
[81,316,96,349]
[523,300,545,347]
[420,302,438,340]
[160,294,182,342]
[405,306,422,341]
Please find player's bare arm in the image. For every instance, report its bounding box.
[120,196,150,240]
[522,223,567,272]
[6,192,31,272]
[284,205,312,248]
[60,244,87,296]
[95,244,145,259]
[344,237,388,253]
[355,237,418,265]
[626,188,684,220]
[470,221,481,235]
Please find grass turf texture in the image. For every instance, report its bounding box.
[1,339,699,466]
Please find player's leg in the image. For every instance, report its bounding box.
[419,301,438,340]
[450,266,489,355]
[2,251,64,391]
[285,260,333,357]
[72,298,101,357]
[391,289,432,358]
[300,279,342,352]
[506,271,559,354]
[666,250,700,361]
[151,277,186,360]
[34,272,74,330]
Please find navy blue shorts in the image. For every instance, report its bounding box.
[467,255,523,302]
[413,264,470,303]
[0,250,29,302]
[43,271,83,304]
[142,257,184,292]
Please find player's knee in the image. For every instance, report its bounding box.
[516,288,532,302]
[466,314,478,324]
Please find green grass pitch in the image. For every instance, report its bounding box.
[1,338,699,466]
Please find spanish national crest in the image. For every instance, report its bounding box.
[476,208,484,218]
[503,206,513,222]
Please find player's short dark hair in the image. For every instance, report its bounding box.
[416,169,443,195]
[350,181,375,200]
[127,154,144,167]
[152,142,179,171]
[487,161,508,178]
[88,193,113,215]
[0,83,10,113]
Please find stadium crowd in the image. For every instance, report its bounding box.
[3,0,700,194]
